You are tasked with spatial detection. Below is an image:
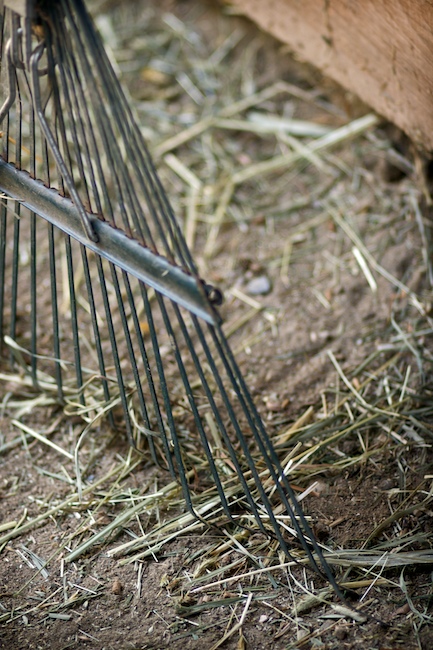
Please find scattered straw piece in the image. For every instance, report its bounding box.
[12,420,74,460]
[352,246,377,292]
[209,592,253,650]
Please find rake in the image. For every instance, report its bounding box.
[0,0,343,598]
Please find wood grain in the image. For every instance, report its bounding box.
[227,0,433,150]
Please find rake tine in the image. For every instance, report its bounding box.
[213,328,347,596]
[0,0,346,601]
[9,203,20,367]
[162,301,256,527]
[0,201,6,355]
[29,211,38,387]
[80,246,114,428]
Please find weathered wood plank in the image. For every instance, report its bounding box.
[227,0,433,151]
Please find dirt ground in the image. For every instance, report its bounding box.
[1,0,433,648]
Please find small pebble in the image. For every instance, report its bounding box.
[245,275,271,295]
[313,480,330,496]
[111,579,123,595]
[313,521,330,541]
[335,625,347,640]
[394,602,410,616]
[378,478,395,491]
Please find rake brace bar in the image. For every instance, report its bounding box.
[0,159,220,324]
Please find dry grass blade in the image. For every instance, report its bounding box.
[231,114,378,185]
[12,420,74,460]
[209,592,253,650]
[326,203,428,316]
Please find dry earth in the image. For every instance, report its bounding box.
[1,1,433,648]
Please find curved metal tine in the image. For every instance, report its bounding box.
[0,202,6,354]
[161,300,264,533]
[47,221,64,402]
[66,0,170,252]
[0,8,28,124]
[96,257,135,441]
[169,304,277,535]
[138,284,182,475]
[29,40,98,243]
[128,288,214,526]
[0,39,16,124]
[193,319,310,558]
[80,246,115,429]
[120,273,164,465]
[212,327,348,598]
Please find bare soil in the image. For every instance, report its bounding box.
[1,1,433,649]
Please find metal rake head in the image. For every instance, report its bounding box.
[0,0,344,597]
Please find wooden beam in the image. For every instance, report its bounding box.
[227,0,433,151]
